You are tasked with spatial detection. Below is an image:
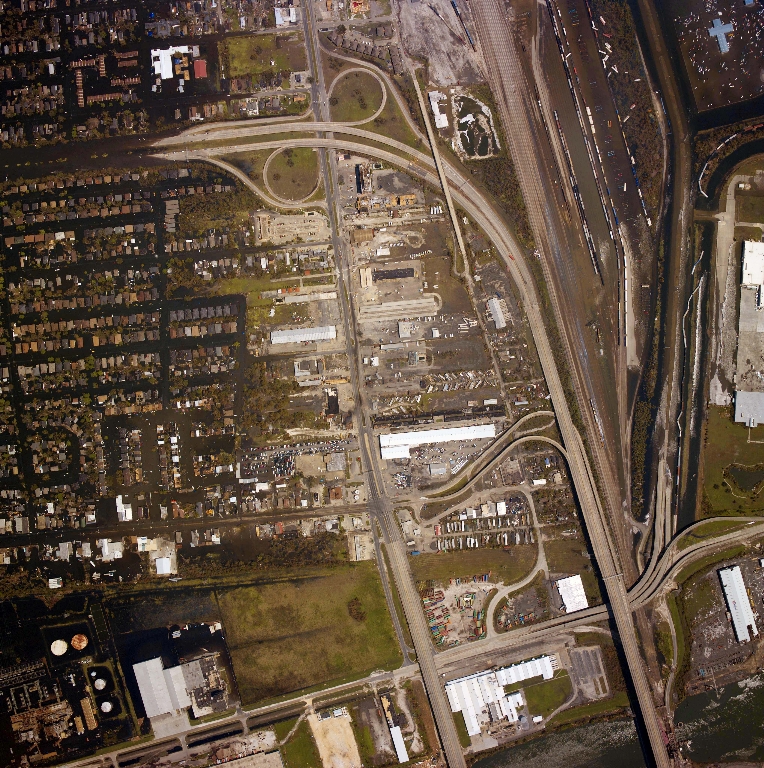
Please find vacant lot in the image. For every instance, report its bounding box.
[738,194,764,225]
[223,33,307,79]
[410,546,536,586]
[281,718,322,768]
[330,71,384,122]
[544,538,602,605]
[704,405,764,514]
[308,713,361,768]
[523,670,572,718]
[267,148,319,200]
[218,563,401,705]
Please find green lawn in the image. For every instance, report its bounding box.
[737,194,764,225]
[227,149,273,183]
[735,225,762,242]
[329,70,384,122]
[267,147,319,200]
[548,691,630,726]
[223,33,307,79]
[217,562,402,705]
[410,546,537,586]
[281,719,321,768]
[453,711,471,747]
[544,538,602,604]
[273,717,299,742]
[360,91,423,150]
[703,405,764,514]
[677,519,749,550]
[523,670,573,718]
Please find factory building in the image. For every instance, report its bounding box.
[556,574,589,613]
[487,297,507,330]
[133,658,191,718]
[379,423,496,459]
[719,565,758,643]
[270,325,337,344]
[445,656,555,736]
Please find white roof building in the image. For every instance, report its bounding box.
[379,423,496,459]
[742,241,764,286]
[487,297,507,329]
[734,390,764,428]
[271,325,337,344]
[719,565,758,643]
[390,725,409,763]
[446,656,554,736]
[151,46,191,80]
[133,658,192,718]
[428,91,449,129]
[556,575,589,613]
[116,494,132,522]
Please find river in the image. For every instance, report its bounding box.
[471,719,646,768]
[473,673,764,767]
[675,673,764,763]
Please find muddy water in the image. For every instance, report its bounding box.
[471,719,646,768]
[674,673,764,763]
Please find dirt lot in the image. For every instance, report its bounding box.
[396,0,482,85]
[308,712,362,768]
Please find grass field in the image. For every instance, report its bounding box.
[223,33,307,79]
[217,563,402,705]
[361,92,423,150]
[281,719,321,768]
[735,225,762,241]
[330,71,384,122]
[453,711,471,747]
[703,405,764,514]
[409,546,536,586]
[544,538,602,604]
[227,149,273,182]
[548,691,630,726]
[267,148,319,200]
[523,670,573,718]
[737,194,764,225]
[677,519,750,550]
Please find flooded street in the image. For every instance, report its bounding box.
[471,719,646,768]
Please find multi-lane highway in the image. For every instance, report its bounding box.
[148,12,693,764]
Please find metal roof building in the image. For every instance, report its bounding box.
[719,565,758,643]
[734,390,764,428]
[270,325,336,345]
[379,423,496,459]
[445,656,553,736]
[390,726,409,763]
[742,241,764,286]
[133,658,191,718]
[556,574,589,613]
[487,297,507,330]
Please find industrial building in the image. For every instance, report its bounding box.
[487,297,507,330]
[379,423,496,459]
[742,240,764,287]
[734,390,764,427]
[445,656,554,736]
[719,565,758,643]
[270,326,337,345]
[133,658,191,718]
[556,574,589,613]
[134,654,230,720]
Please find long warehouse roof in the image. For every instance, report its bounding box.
[719,566,758,643]
[379,423,496,449]
[270,325,336,344]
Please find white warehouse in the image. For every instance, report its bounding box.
[270,325,336,345]
[445,656,554,736]
[719,565,758,643]
[379,423,496,459]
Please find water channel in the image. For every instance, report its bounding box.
[473,672,764,767]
